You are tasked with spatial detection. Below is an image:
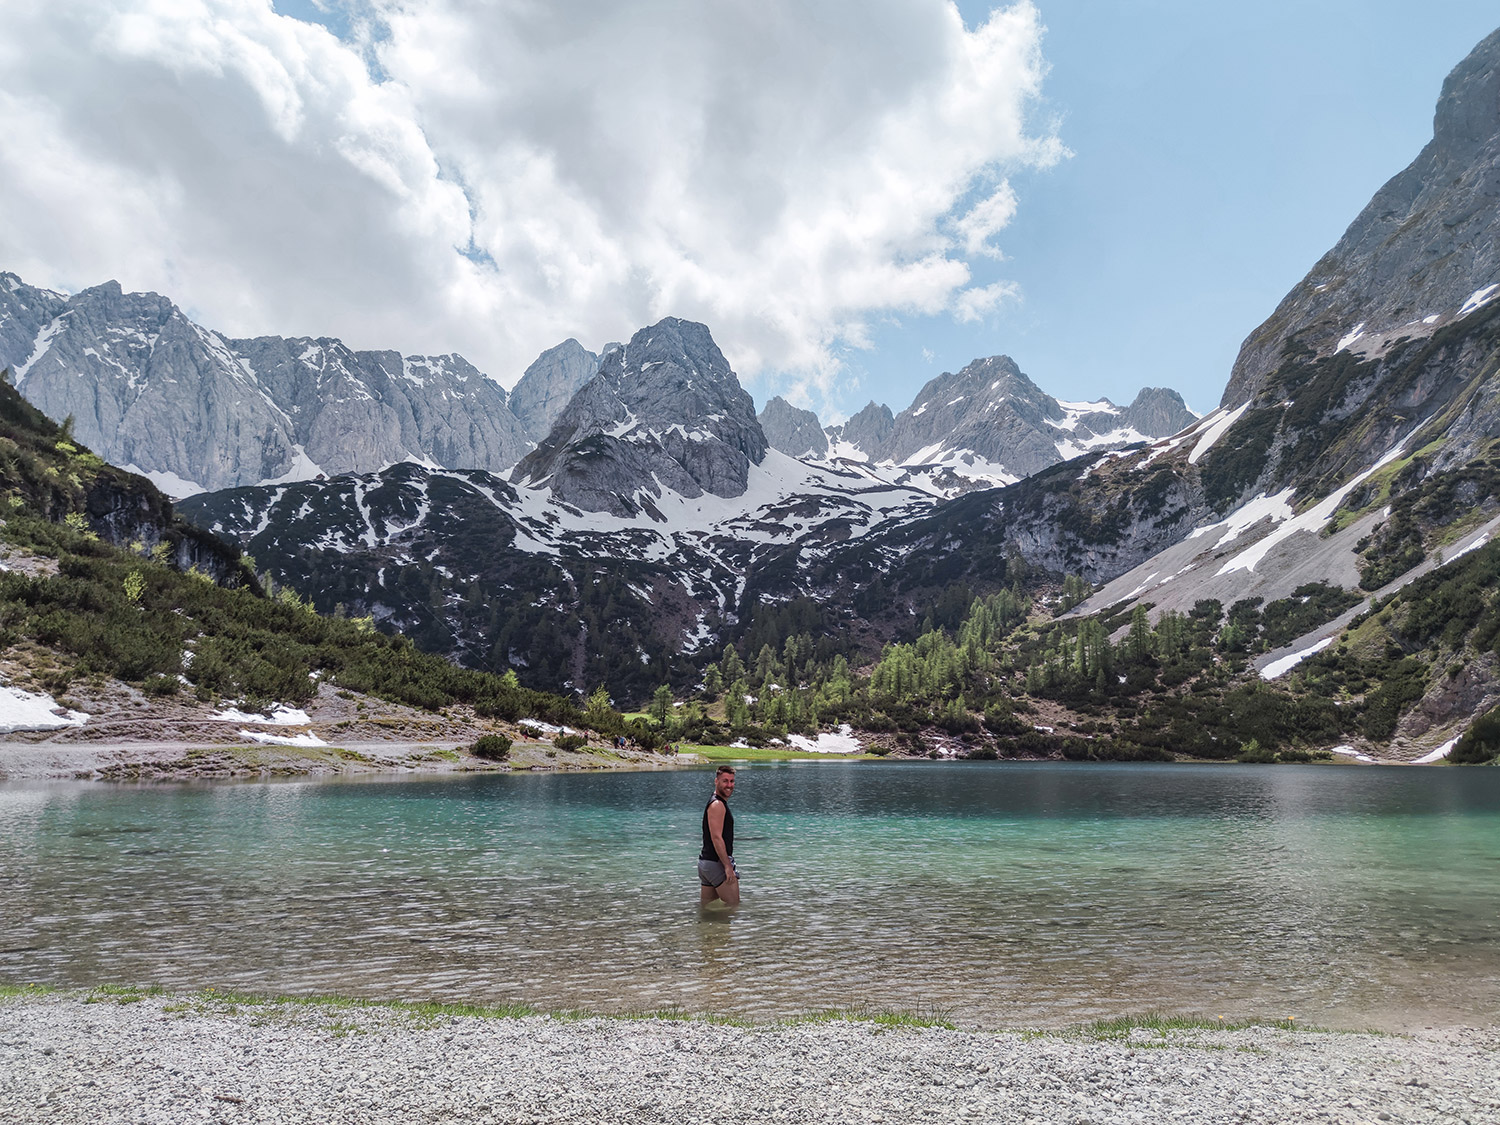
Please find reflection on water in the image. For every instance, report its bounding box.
[2,763,1499,1030]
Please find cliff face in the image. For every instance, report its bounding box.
[1223,28,1500,408]
[758,396,829,458]
[506,339,603,439]
[0,276,532,494]
[826,401,895,456]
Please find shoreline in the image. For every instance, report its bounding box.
[0,736,1441,783]
[0,737,703,783]
[3,988,1496,1124]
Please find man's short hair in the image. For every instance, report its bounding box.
[715,765,736,776]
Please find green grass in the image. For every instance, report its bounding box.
[2,987,1392,1038]
[685,743,872,762]
[0,983,56,1000]
[791,1006,956,1031]
[1059,1013,1337,1041]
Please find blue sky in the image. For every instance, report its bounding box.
[2,2,1496,422]
[855,1,1500,414]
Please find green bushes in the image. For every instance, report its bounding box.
[0,509,605,727]
[471,734,512,761]
[552,733,586,751]
[1450,706,1500,764]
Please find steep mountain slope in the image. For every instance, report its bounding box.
[817,27,1500,630]
[0,374,251,584]
[1224,27,1500,408]
[0,274,532,494]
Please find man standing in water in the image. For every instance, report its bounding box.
[698,765,739,905]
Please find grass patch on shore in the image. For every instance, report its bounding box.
[0,983,56,1000]
[5,987,1386,1039]
[686,743,872,762]
[1057,1013,1339,1042]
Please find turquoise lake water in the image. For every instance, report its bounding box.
[2,762,1498,1030]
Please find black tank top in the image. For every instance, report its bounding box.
[699,795,733,861]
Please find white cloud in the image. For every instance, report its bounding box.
[953,280,1021,323]
[954,183,1020,257]
[0,0,1060,390]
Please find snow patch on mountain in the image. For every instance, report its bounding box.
[1260,636,1335,679]
[1187,402,1250,464]
[12,315,68,385]
[1189,489,1297,547]
[1054,427,1151,461]
[121,464,209,500]
[1458,283,1500,317]
[1216,437,1413,576]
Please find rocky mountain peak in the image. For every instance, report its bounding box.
[880,355,1063,476]
[758,396,829,458]
[508,338,600,439]
[826,401,895,457]
[1117,387,1198,438]
[1223,27,1500,407]
[511,317,767,518]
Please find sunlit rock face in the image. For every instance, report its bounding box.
[508,339,603,439]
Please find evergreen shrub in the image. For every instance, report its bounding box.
[471,734,512,760]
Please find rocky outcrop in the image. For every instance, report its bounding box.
[507,339,602,438]
[0,275,533,494]
[511,318,768,517]
[1223,28,1500,407]
[758,396,829,458]
[1117,387,1197,437]
[826,401,895,457]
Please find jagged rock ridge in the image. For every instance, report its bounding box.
[513,318,768,518]
[0,274,533,494]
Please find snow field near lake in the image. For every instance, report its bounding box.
[786,724,861,753]
[0,683,89,732]
[238,730,328,747]
[1413,735,1461,764]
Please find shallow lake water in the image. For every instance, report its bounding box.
[2,762,1498,1030]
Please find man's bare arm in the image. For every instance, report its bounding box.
[707,801,736,881]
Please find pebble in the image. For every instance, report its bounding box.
[1,992,1497,1124]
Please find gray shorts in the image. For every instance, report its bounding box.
[698,858,736,887]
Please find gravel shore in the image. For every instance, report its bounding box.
[1,991,1495,1124]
